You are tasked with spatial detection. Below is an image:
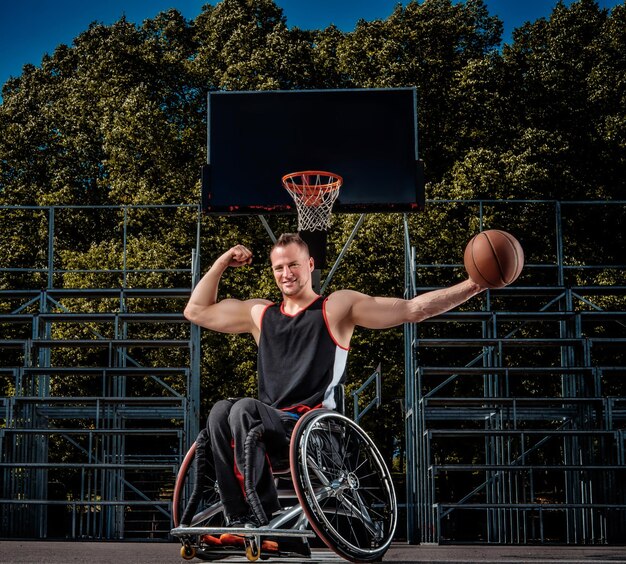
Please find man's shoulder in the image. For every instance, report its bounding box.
[324,290,367,343]
[249,299,275,322]
[326,289,366,302]
[248,298,274,306]
[325,289,368,314]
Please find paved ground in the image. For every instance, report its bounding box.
[1,541,625,563]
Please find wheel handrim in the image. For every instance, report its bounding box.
[295,412,397,558]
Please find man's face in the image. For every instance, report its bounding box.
[270,243,314,297]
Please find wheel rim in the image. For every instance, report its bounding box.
[173,442,197,527]
[292,411,397,560]
[173,441,224,529]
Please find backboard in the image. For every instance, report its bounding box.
[202,88,424,214]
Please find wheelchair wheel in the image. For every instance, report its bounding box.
[172,439,224,528]
[290,409,397,562]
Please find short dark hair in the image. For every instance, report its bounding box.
[270,233,309,256]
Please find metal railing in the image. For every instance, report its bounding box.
[351,364,382,424]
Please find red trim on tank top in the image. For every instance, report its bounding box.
[279,295,322,317]
[259,303,275,329]
[322,298,350,351]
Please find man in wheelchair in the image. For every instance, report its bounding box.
[179,232,486,556]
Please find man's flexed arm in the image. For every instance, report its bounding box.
[184,245,269,335]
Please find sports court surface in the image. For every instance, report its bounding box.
[1,541,625,563]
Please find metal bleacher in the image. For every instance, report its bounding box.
[403,200,626,545]
[0,205,201,540]
[2,199,625,545]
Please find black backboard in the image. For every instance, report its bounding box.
[203,88,424,214]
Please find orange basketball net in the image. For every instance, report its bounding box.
[282,170,343,232]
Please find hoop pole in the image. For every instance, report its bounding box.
[259,215,277,244]
[320,213,365,294]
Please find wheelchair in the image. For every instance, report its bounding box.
[170,407,397,562]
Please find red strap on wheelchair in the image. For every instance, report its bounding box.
[231,439,246,495]
[231,440,275,497]
[281,403,322,417]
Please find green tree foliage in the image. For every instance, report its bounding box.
[439,0,626,201]
[193,0,320,90]
[1,11,201,207]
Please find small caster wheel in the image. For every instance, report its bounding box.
[180,543,196,560]
[245,537,260,562]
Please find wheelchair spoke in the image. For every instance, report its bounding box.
[337,490,383,538]
[324,490,383,549]
[321,419,349,471]
[310,456,388,539]
[190,503,224,527]
[306,454,332,487]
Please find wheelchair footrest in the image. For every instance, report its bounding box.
[171,526,316,538]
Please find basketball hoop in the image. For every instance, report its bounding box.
[282,170,343,232]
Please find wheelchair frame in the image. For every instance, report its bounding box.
[170,409,397,562]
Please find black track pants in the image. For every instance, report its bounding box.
[207,398,297,519]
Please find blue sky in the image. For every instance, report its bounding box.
[0,0,622,94]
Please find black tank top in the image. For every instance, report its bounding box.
[257,296,348,409]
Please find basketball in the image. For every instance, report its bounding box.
[464,230,524,288]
